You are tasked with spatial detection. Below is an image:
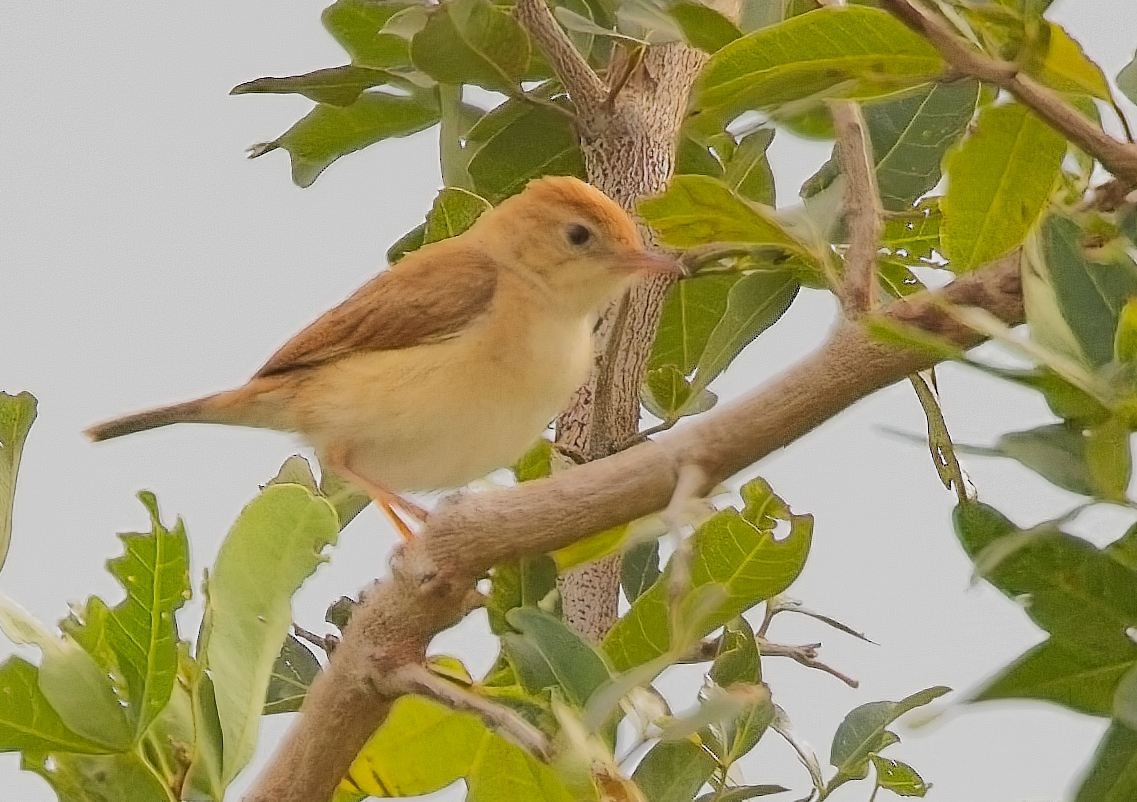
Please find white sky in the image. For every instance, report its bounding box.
[2,2,1136,800]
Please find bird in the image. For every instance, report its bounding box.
[86,176,680,539]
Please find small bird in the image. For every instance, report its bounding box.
[87,176,680,539]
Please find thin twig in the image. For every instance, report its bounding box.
[758,638,859,688]
[514,0,607,114]
[392,664,553,761]
[881,0,1137,186]
[293,624,338,656]
[830,100,884,315]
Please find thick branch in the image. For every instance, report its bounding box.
[882,0,1137,185]
[830,100,884,315]
[245,254,1022,802]
[515,0,607,112]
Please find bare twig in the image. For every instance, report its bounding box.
[293,624,338,656]
[392,664,553,760]
[758,638,859,688]
[245,255,1023,802]
[830,100,884,315]
[514,0,607,114]
[881,0,1137,186]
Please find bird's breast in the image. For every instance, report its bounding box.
[297,308,594,490]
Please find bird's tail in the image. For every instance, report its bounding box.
[85,394,229,442]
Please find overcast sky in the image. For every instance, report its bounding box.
[3,2,1136,801]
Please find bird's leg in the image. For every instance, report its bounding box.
[323,448,425,542]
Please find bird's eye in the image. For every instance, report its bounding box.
[566,224,592,247]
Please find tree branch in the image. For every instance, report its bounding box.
[881,0,1137,186]
[245,253,1023,802]
[514,0,607,113]
[830,100,884,315]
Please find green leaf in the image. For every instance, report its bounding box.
[1116,299,1137,364]
[231,65,392,106]
[466,96,583,203]
[411,0,530,92]
[103,492,191,739]
[973,637,1137,716]
[639,175,810,254]
[650,273,741,376]
[829,686,949,786]
[193,484,339,787]
[739,0,819,33]
[604,478,812,671]
[388,222,426,263]
[686,270,799,401]
[1107,523,1137,572]
[264,634,322,715]
[870,755,928,797]
[632,738,716,802]
[0,391,36,574]
[694,785,788,802]
[22,750,175,802]
[953,503,1137,654]
[804,80,979,212]
[1087,417,1132,502]
[710,617,762,687]
[941,101,1066,271]
[340,695,576,800]
[1117,665,1137,731]
[251,88,440,188]
[1028,214,1137,368]
[322,0,415,69]
[502,607,610,707]
[882,203,941,263]
[642,364,718,421]
[1034,23,1112,99]
[646,269,797,419]
[724,128,776,206]
[622,540,662,603]
[1074,722,1137,802]
[692,7,943,134]
[994,423,1104,497]
[0,599,133,751]
[1119,52,1137,106]
[423,186,492,244]
[0,658,109,754]
[513,438,554,482]
[668,2,741,53]
[486,555,558,634]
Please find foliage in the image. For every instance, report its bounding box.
[0,482,338,801]
[7,0,1137,800]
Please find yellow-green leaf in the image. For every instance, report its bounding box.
[692,7,943,133]
[639,175,809,254]
[0,391,36,575]
[942,102,1065,271]
[1035,23,1112,99]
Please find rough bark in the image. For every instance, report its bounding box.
[555,17,739,643]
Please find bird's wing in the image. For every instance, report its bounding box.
[253,246,500,378]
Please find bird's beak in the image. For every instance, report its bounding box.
[620,250,685,277]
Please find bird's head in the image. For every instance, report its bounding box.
[476,176,681,315]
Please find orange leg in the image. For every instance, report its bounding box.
[324,448,428,541]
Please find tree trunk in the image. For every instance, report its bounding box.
[556,38,728,641]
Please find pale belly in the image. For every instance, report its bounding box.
[289,315,593,490]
